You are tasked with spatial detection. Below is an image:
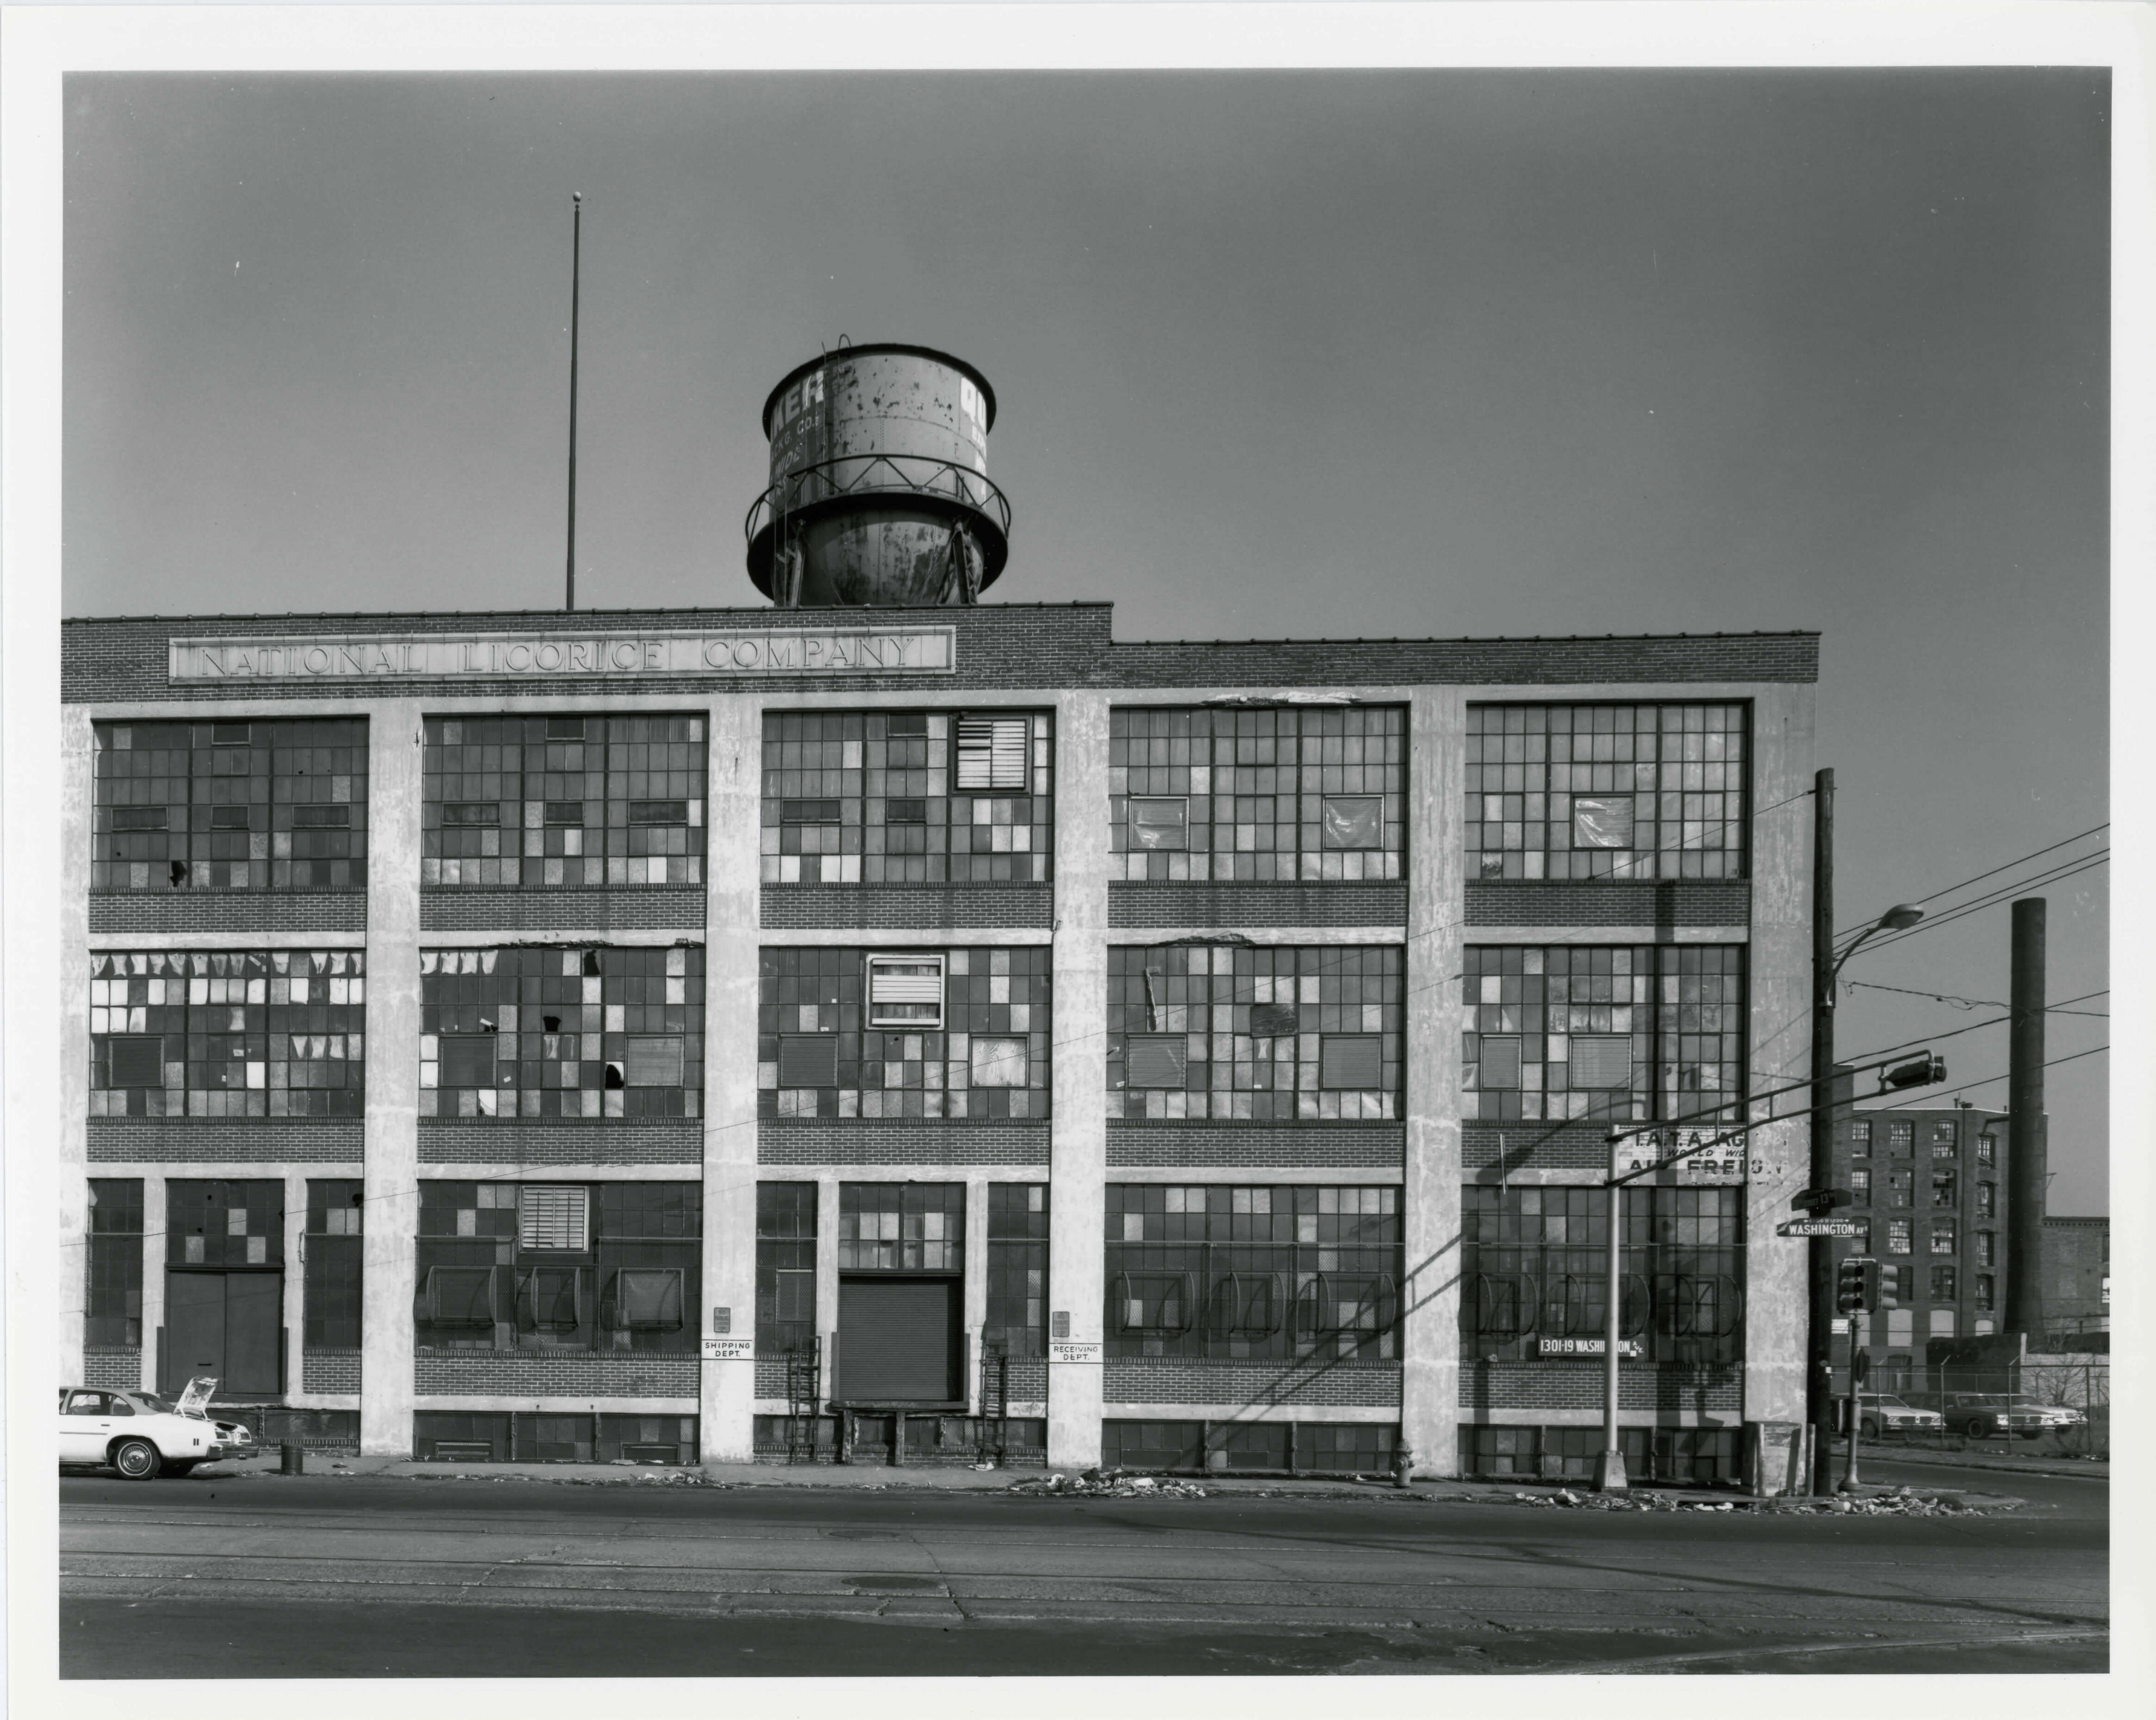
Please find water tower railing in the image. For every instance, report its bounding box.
[744,454,1012,549]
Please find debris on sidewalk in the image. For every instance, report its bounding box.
[1496,1482,1998,1515]
[1008,1468,1208,1499]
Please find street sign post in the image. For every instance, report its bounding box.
[1778,1218,1864,1238]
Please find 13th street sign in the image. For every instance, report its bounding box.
[1776,1219,1864,1238]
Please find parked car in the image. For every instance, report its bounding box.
[57,1379,254,1478]
[1940,1393,2087,1440]
[1856,1393,1944,1440]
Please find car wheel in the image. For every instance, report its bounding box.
[1860,1418,1880,1440]
[1968,1416,1999,1439]
[112,1438,162,1480]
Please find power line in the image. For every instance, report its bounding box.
[1848,1044,2107,1112]
[1836,821,2108,942]
[1857,853,2108,957]
[1846,980,2107,1019]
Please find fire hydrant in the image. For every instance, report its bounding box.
[1393,1443,1415,1489]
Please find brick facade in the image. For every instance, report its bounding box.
[1103,1358,1402,1408]
[1464,880,1750,927]
[1105,1123,1405,1169]
[1463,1122,1626,1176]
[420,889,705,932]
[416,1119,702,1165]
[763,885,1053,929]
[413,1353,700,1398]
[1460,1362,1742,1413]
[63,606,1818,704]
[85,1348,142,1388]
[757,1121,1052,1165]
[302,1349,362,1394]
[87,1119,364,1163]
[1108,882,1408,928]
[89,893,366,935]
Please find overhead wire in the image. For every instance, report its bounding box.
[1834,821,2108,942]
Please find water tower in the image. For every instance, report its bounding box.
[745,344,1011,607]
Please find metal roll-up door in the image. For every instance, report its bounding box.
[838,1278,961,1403]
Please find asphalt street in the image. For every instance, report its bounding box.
[60,1457,2106,1677]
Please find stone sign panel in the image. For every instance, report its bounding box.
[168,627,956,683]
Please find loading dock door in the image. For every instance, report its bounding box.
[163,1272,282,1396]
[838,1277,961,1403]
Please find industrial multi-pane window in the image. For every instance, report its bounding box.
[1104,1185,1402,1362]
[1888,1170,1913,1207]
[839,1184,965,1271]
[1464,703,1747,882]
[1886,1218,1913,1255]
[1848,1120,1872,1157]
[1975,1231,1996,1266]
[413,1181,699,1352]
[760,948,1051,1120]
[1975,1274,1995,1310]
[755,1183,817,1355]
[304,1179,363,1349]
[1977,1133,1998,1165]
[421,714,706,888]
[167,1181,283,1268]
[1976,1183,1995,1219]
[1931,1220,1957,1256]
[760,710,1053,885]
[1932,1121,1959,1157]
[1461,1187,1745,1368]
[85,1179,144,1346]
[1930,1267,1957,1302]
[1109,706,1405,883]
[419,945,703,1119]
[986,1185,1048,1358]
[1460,945,1745,1124]
[92,719,368,892]
[1888,1120,1914,1155]
[1850,1168,1872,1205]
[1107,944,1402,1121]
[1932,1170,1958,1207]
[88,951,366,1118]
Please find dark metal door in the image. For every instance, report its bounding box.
[223,1273,283,1395]
[838,1277,960,1403]
[163,1272,282,1396]
[163,1271,225,1394]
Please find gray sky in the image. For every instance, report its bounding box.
[63,69,2110,1209]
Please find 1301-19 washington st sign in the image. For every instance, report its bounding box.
[167,627,956,682]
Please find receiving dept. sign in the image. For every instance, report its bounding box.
[167,627,956,682]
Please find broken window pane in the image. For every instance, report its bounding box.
[1320,795,1383,850]
[1128,798,1190,851]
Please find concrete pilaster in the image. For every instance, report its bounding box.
[139,1173,167,1391]
[816,1171,841,1401]
[1047,690,1109,1469]
[702,695,761,1460]
[1743,684,1817,1426]
[1402,686,1465,1478]
[59,710,94,1387]
[282,1172,306,1393]
[964,1177,990,1412]
[360,700,424,1455]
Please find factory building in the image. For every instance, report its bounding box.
[59,346,1819,1481]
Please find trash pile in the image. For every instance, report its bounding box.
[1009,1469,1208,1499]
[1502,1483,1993,1516]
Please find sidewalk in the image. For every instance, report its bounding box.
[211,1451,2024,1509]
[1843,1445,2108,1482]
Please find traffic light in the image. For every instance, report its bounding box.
[1882,1053,1947,1090]
[1879,1263,1908,1306]
[1837,1256,1881,1313]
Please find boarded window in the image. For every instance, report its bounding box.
[1319,1034,1383,1090]
[210,806,252,829]
[1479,1036,1523,1090]
[428,1266,496,1325]
[109,1036,165,1088]
[774,1269,815,1324]
[292,805,351,828]
[781,799,842,826]
[518,1186,589,1252]
[955,717,1029,790]
[970,1037,1029,1088]
[885,798,928,824]
[629,801,688,826]
[867,955,944,1027]
[112,807,168,831]
[1320,796,1383,850]
[624,1036,684,1087]
[778,1034,838,1088]
[1128,798,1190,851]
[614,1268,684,1330]
[1571,797,1636,849]
[438,1035,497,1089]
[442,803,498,827]
[1125,1035,1190,1089]
[1568,1035,1634,1090]
[544,801,584,826]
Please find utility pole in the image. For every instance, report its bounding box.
[1594,1138,1628,1493]
[566,193,583,613]
[2006,898,2048,1338]
[1807,767,1836,1494]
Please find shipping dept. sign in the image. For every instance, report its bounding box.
[168,628,956,682]
[1611,1128,1749,1184]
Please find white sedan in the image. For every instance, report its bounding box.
[58,1385,255,1479]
